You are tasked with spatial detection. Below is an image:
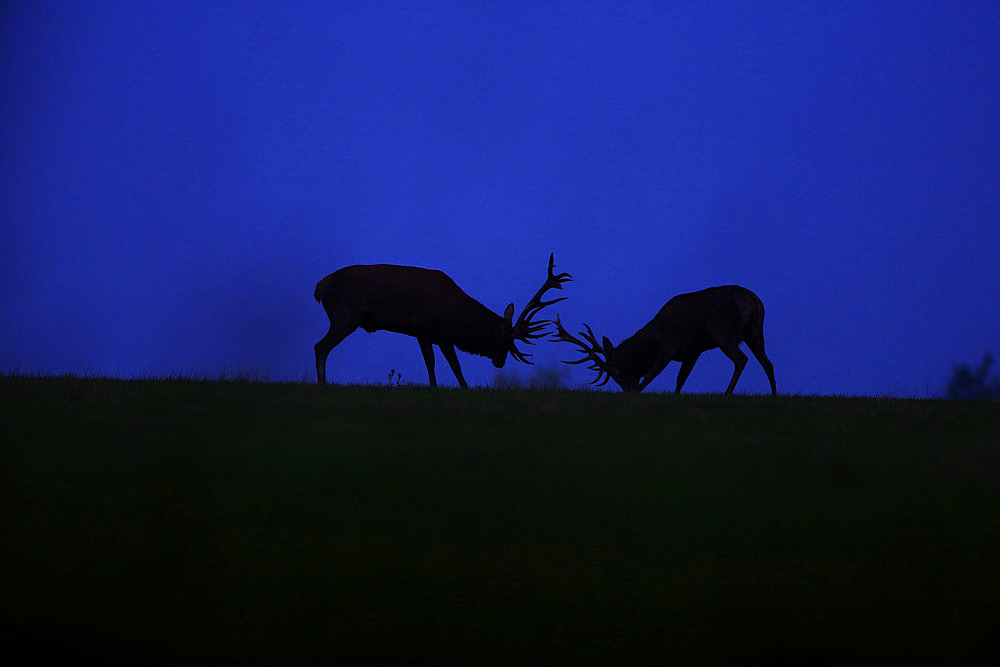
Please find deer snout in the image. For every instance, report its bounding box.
[616,375,642,392]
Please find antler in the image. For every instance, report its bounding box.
[509,253,572,364]
[550,315,614,386]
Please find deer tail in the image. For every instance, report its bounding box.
[314,276,330,303]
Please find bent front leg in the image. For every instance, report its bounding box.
[637,352,675,392]
[439,344,469,389]
[674,354,700,394]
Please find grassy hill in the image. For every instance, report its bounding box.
[3,376,999,664]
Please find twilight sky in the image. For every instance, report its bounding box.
[2,1,998,395]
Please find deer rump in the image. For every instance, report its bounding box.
[641,285,765,357]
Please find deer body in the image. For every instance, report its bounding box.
[554,285,776,395]
[314,256,570,387]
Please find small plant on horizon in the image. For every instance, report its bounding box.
[387,368,403,387]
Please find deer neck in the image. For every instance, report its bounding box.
[616,324,663,377]
[444,298,506,357]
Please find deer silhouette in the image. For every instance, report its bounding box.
[314,254,571,387]
[552,285,776,394]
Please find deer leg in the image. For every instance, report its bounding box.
[745,335,776,395]
[315,321,358,385]
[637,353,673,392]
[418,338,437,387]
[719,344,748,395]
[439,344,469,389]
[674,355,700,394]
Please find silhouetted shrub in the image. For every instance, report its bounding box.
[946,353,1000,400]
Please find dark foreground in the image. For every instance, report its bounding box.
[2,376,999,664]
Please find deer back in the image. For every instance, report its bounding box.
[618,285,764,373]
[314,264,506,350]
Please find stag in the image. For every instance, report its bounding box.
[314,254,571,387]
[552,285,776,395]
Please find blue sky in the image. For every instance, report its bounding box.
[2,1,998,395]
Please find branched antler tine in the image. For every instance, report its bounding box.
[513,254,573,339]
[545,252,573,286]
[523,329,544,342]
[549,252,573,282]
[551,316,581,348]
[553,315,590,350]
[524,309,554,326]
[523,318,555,340]
[552,315,615,387]
[510,342,534,364]
[579,323,603,351]
[556,315,598,360]
[587,365,609,385]
[527,295,568,314]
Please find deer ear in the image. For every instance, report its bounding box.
[602,337,615,356]
[504,303,515,324]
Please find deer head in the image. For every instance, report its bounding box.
[497,253,572,368]
[550,317,641,391]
